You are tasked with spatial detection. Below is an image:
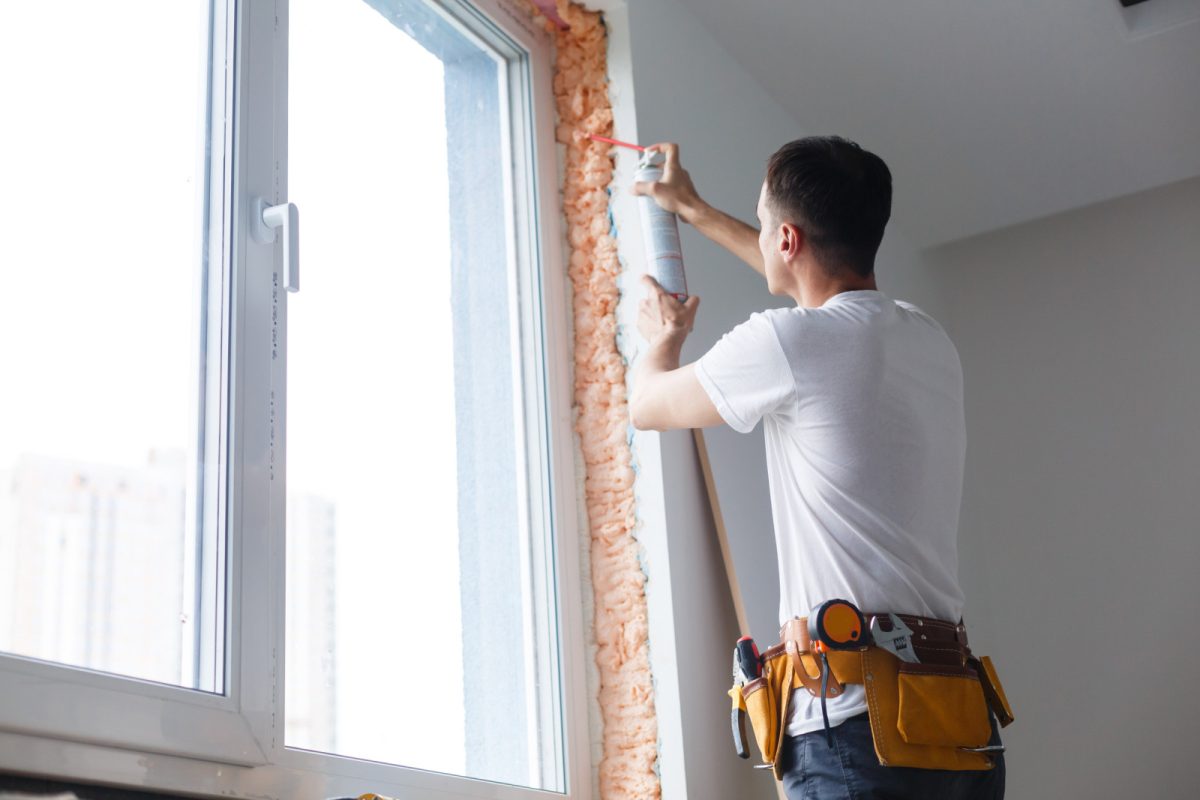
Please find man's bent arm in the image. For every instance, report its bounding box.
[629,333,723,432]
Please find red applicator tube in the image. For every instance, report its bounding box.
[587,133,646,152]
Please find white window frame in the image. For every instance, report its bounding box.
[0,0,592,797]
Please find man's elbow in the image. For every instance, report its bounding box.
[629,404,654,432]
[628,395,665,432]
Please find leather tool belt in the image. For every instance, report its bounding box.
[729,613,1015,779]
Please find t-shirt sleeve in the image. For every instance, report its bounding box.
[694,312,795,434]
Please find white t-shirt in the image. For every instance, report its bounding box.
[694,290,967,737]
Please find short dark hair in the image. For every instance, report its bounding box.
[764,136,892,278]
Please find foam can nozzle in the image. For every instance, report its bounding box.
[634,149,688,301]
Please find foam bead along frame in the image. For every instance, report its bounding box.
[523,1,663,798]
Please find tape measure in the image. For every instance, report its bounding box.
[808,598,870,653]
[807,599,871,746]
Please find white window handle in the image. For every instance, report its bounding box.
[252,198,300,293]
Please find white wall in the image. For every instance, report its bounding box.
[606,7,1196,799]
[930,176,1200,799]
[606,1,945,796]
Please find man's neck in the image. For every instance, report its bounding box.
[794,271,878,308]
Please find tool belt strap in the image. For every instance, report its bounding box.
[776,613,973,697]
[780,612,968,650]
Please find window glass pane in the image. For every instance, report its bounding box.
[285,0,562,790]
[0,2,222,691]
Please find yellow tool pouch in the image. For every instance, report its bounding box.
[896,662,991,748]
[861,648,996,770]
[730,617,1014,778]
[859,647,998,772]
[730,646,862,778]
[741,676,777,761]
[729,646,793,768]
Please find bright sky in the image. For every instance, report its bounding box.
[0,0,484,780]
[0,1,203,469]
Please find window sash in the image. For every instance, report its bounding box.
[0,0,591,796]
[0,0,255,764]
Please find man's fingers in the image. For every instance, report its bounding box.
[645,142,678,160]
[631,180,655,197]
[643,142,682,181]
[684,295,700,312]
[641,274,665,295]
[659,143,681,178]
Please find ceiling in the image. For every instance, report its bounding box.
[675,0,1200,246]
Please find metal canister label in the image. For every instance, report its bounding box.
[635,153,688,301]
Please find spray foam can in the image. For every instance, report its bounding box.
[634,150,688,301]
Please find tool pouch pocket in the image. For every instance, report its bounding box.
[741,676,777,762]
[861,648,995,771]
[976,655,1016,727]
[733,647,793,769]
[896,662,991,748]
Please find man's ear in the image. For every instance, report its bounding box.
[779,222,805,260]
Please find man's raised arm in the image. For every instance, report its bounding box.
[631,142,765,277]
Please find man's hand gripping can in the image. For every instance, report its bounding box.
[634,149,688,301]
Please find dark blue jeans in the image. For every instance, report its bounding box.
[778,712,1005,800]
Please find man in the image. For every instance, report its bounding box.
[629,137,1004,799]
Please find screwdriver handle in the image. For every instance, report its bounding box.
[736,636,761,680]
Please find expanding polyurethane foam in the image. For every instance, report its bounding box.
[529,1,662,798]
